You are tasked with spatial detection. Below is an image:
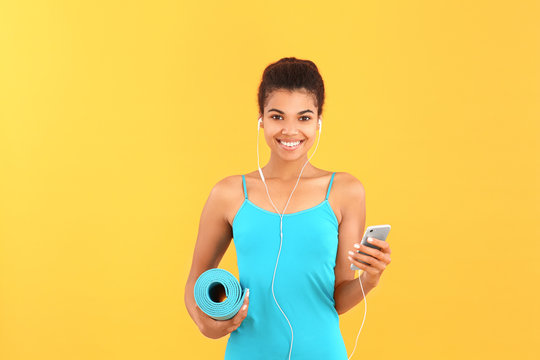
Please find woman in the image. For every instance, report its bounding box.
[185,57,392,359]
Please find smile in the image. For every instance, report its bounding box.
[277,139,304,150]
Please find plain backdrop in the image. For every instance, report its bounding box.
[0,1,539,359]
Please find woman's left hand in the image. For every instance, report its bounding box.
[348,237,392,287]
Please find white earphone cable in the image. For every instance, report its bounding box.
[347,275,367,360]
[256,117,366,360]
[257,118,321,360]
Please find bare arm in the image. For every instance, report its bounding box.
[332,173,376,315]
[184,176,236,334]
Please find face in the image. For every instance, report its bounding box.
[259,88,320,160]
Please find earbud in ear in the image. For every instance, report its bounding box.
[318,119,322,132]
[258,117,262,128]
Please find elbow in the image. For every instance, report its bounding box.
[198,324,211,338]
[335,305,345,316]
[335,303,352,316]
[334,285,344,315]
[334,287,356,316]
[334,299,344,316]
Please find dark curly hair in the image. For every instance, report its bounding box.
[257,57,325,117]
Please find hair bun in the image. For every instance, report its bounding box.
[257,57,325,118]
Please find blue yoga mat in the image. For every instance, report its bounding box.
[194,268,248,321]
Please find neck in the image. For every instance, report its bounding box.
[261,152,315,182]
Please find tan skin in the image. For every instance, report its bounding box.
[184,88,392,339]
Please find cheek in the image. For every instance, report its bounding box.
[262,130,279,142]
[305,132,318,143]
[262,134,278,147]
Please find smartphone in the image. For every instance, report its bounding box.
[350,224,391,271]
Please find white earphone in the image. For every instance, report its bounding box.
[255,115,365,360]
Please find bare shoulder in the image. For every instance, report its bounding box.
[335,171,365,197]
[209,174,243,203]
[206,174,245,226]
[334,171,366,211]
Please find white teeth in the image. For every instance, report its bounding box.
[279,140,301,147]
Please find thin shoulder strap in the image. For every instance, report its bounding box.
[325,172,336,200]
[241,175,248,199]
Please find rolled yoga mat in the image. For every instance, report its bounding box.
[194,268,248,320]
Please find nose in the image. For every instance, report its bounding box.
[281,122,299,135]
[282,129,298,135]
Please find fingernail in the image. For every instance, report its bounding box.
[242,305,247,310]
[348,250,354,255]
[368,237,373,242]
[354,243,360,248]
[247,289,250,297]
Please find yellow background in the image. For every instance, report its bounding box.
[1,1,539,359]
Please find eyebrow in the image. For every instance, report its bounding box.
[268,108,314,115]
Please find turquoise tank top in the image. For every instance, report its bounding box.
[224,172,348,360]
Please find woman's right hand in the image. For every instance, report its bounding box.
[195,289,250,339]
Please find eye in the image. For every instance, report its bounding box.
[270,115,311,121]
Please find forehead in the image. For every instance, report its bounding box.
[265,89,316,112]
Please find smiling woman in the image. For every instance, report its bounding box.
[184,57,385,360]
[256,58,324,167]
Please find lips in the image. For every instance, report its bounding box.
[277,138,304,150]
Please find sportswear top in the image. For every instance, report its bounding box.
[224,172,348,360]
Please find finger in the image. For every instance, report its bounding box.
[379,253,391,265]
[348,255,372,272]
[352,256,380,275]
[353,252,376,265]
[229,325,239,333]
[232,290,250,321]
[228,320,240,333]
[228,296,250,332]
[229,312,243,331]
[354,246,385,265]
[354,244,382,260]
[368,237,390,252]
[242,289,249,313]
[242,289,249,308]
[353,252,386,271]
[360,253,387,271]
